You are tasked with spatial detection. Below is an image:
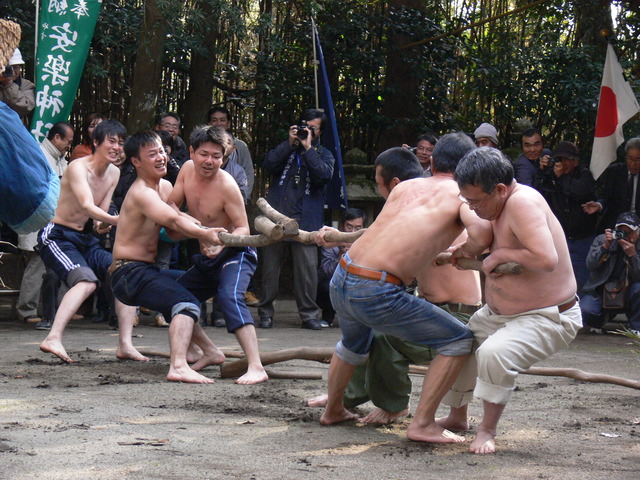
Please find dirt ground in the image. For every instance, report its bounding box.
[0,299,639,480]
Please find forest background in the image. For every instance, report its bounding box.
[3,0,640,197]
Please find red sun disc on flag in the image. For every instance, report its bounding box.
[594,86,618,137]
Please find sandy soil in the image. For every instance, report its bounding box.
[0,300,639,480]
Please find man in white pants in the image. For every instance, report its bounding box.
[439,147,582,454]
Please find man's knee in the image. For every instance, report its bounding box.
[171,301,200,323]
[66,267,99,290]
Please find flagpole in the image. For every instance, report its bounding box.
[34,0,40,79]
[311,16,319,110]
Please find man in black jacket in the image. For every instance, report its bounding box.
[583,137,640,232]
[535,141,597,296]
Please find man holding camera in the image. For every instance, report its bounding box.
[0,48,34,127]
[258,109,335,330]
[534,141,597,296]
[513,128,553,187]
[580,212,640,335]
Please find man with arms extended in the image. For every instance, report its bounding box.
[320,134,493,444]
[38,120,145,363]
[110,130,227,383]
[310,140,482,425]
[170,125,268,385]
[438,147,582,454]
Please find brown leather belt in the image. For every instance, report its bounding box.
[108,259,138,274]
[557,296,578,313]
[339,257,403,286]
[435,302,481,315]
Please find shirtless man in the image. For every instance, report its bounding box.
[309,134,482,425]
[437,147,582,454]
[170,125,268,385]
[320,134,493,444]
[38,120,146,364]
[110,130,226,383]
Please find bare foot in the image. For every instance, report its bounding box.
[167,365,215,384]
[190,347,226,371]
[116,345,150,362]
[186,343,204,364]
[320,407,359,425]
[436,414,470,432]
[306,394,328,408]
[360,407,408,425]
[235,365,269,385]
[406,422,465,443]
[469,429,496,454]
[40,339,75,363]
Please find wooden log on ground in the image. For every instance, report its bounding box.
[220,347,334,378]
[138,349,246,359]
[522,366,640,390]
[265,368,323,380]
[256,197,299,235]
[254,215,284,241]
[435,252,524,275]
[141,347,639,389]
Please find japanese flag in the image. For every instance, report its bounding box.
[590,44,640,179]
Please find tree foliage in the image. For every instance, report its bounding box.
[2,0,639,165]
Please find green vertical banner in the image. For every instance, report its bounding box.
[30,0,103,141]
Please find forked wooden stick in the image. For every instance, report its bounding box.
[256,197,299,235]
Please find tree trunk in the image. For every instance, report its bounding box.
[181,0,222,139]
[126,0,168,132]
[377,0,425,151]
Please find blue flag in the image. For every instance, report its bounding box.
[314,27,348,210]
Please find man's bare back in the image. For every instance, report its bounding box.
[348,176,465,284]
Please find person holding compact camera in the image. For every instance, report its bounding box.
[534,141,597,296]
[0,48,34,127]
[258,109,335,330]
[580,212,640,335]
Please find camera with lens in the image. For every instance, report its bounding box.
[2,65,14,77]
[612,229,627,240]
[545,156,556,169]
[296,121,309,140]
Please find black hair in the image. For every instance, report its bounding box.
[47,121,72,141]
[416,133,438,145]
[92,119,127,152]
[81,113,107,144]
[124,130,161,163]
[454,147,514,193]
[431,132,476,173]
[521,127,542,143]
[374,147,423,185]
[207,106,231,123]
[156,112,181,127]
[156,129,175,151]
[342,207,367,225]
[189,125,231,155]
[299,109,327,131]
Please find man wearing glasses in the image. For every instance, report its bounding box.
[155,113,190,166]
[583,137,640,232]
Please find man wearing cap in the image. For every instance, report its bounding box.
[535,141,597,296]
[580,212,640,335]
[513,128,553,187]
[473,123,499,148]
[0,48,35,127]
[583,137,640,232]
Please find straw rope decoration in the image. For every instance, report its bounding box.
[0,19,21,71]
